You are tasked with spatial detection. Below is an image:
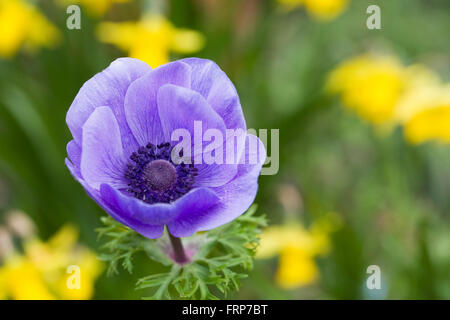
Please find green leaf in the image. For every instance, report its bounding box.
[96,205,266,299]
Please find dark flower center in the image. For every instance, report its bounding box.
[125,142,197,204]
[143,159,177,192]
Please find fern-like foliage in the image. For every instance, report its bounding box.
[96,217,143,276]
[96,205,267,299]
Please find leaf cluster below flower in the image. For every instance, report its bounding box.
[96,205,266,299]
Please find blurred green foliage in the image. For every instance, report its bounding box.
[0,0,449,299]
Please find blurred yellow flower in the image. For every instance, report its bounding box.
[395,84,450,144]
[304,0,348,20]
[276,246,319,288]
[327,55,406,124]
[0,268,7,299]
[1,257,56,300]
[256,214,339,289]
[57,0,130,17]
[97,14,205,68]
[0,0,60,58]
[327,54,437,125]
[278,0,348,21]
[0,224,103,300]
[57,248,102,300]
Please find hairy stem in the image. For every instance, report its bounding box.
[169,233,188,264]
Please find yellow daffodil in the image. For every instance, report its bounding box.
[1,256,56,300]
[0,0,60,58]
[256,214,340,289]
[327,55,406,124]
[0,224,103,300]
[278,0,348,21]
[97,14,205,68]
[276,246,319,288]
[395,84,450,144]
[303,0,348,20]
[57,248,103,300]
[327,54,437,125]
[57,0,130,17]
[0,265,9,299]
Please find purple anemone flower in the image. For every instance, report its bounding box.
[65,58,265,239]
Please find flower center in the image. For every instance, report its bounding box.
[143,159,177,192]
[125,142,197,204]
